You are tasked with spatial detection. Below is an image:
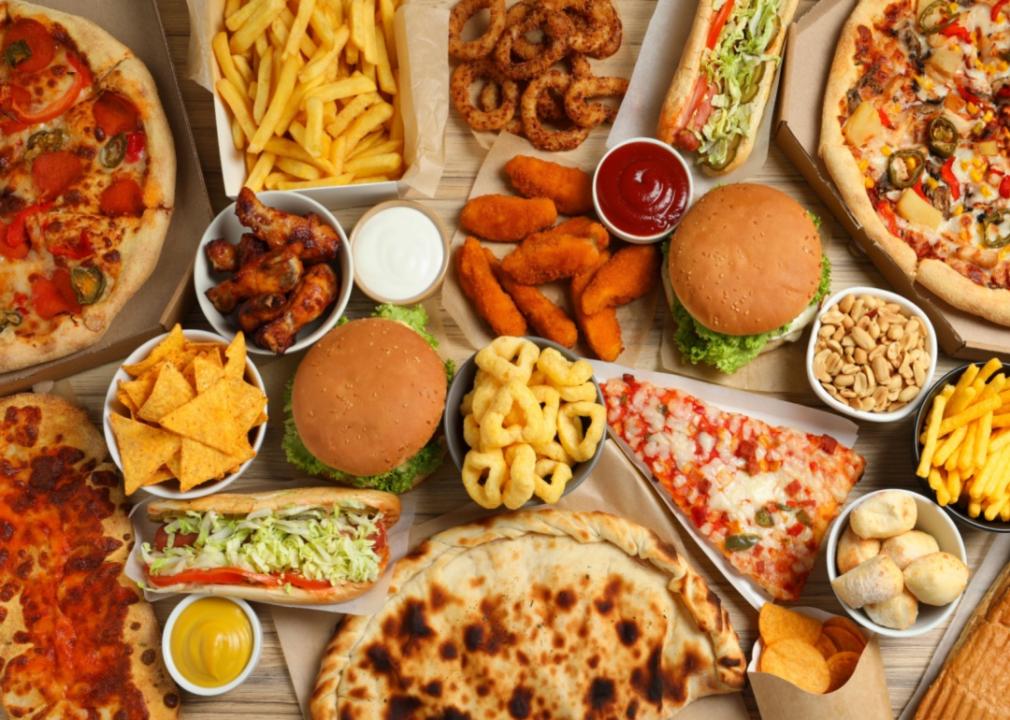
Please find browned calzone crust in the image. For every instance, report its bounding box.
[310,509,746,720]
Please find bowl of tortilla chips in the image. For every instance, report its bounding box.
[103,326,268,499]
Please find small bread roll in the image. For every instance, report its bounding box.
[903,552,970,606]
[831,555,904,609]
[865,590,919,630]
[837,524,881,573]
[880,530,939,570]
[850,491,917,539]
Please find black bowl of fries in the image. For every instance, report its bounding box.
[444,336,606,510]
[914,359,1010,532]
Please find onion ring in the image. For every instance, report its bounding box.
[478,79,523,134]
[494,9,573,80]
[578,0,622,59]
[521,70,591,151]
[449,0,507,61]
[452,60,519,131]
[508,0,586,60]
[564,74,628,127]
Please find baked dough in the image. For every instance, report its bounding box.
[832,554,904,609]
[849,491,917,539]
[865,589,919,630]
[904,552,970,606]
[880,530,939,571]
[837,524,881,574]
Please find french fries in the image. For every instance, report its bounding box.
[213,0,402,192]
[917,358,1010,521]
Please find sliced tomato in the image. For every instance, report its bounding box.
[942,157,961,200]
[706,0,736,48]
[99,177,144,217]
[32,150,82,199]
[93,91,139,138]
[3,19,55,74]
[280,573,333,590]
[31,268,80,319]
[146,567,283,588]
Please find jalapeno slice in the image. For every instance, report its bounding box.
[928,116,958,158]
[755,508,774,527]
[703,134,742,171]
[741,62,766,103]
[70,266,105,305]
[4,40,30,68]
[918,0,959,33]
[887,149,926,188]
[100,133,127,169]
[27,129,67,153]
[725,534,760,552]
[981,210,1010,248]
[0,309,21,329]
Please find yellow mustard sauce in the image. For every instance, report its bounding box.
[170,597,253,688]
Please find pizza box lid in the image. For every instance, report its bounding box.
[773,0,1010,359]
[0,0,213,395]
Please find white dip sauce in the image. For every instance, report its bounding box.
[353,207,444,301]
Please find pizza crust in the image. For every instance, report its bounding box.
[917,258,1010,326]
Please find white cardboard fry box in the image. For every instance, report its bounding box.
[774,0,1010,359]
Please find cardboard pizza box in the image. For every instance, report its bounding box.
[774,0,1010,359]
[0,0,213,395]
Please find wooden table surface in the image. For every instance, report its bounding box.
[51,0,995,717]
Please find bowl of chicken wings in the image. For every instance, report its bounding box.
[196,189,353,355]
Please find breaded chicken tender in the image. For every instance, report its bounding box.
[493,261,578,347]
[571,252,623,361]
[459,194,557,242]
[580,244,660,315]
[542,216,610,250]
[500,232,600,285]
[456,237,527,336]
[504,155,594,215]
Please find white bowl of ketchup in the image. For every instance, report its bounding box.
[592,137,693,244]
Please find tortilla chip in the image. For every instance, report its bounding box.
[179,437,254,491]
[120,371,159,409]
[228,378,267,433]
[759,604,822,646]
[138,364,195,423]
[108,413,180,495]
[759,639,830,694]
[158,379,244,453]
[826,651,861,692]
[190,353,226,394]
[123,325,185,376]
[166,449,182,481]
[145,466,174,486]
[224,332,247,379]
[822,625,865,655]
[814,633,838,660]
[116,387,138,418]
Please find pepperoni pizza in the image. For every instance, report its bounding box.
[0,1,175,372]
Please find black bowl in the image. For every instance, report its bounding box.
[913,362,1010,533]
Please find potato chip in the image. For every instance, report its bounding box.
[190,353,226,394]
[759,639,831,694]
[179,437,254,491]
[123,325,185,376]
[138,364,195,423]
[759,603,822,646]
[826,651,861,692]
[108,413,181,495]
[159,378,248,454]
[822,625,865,655]
[823,616,866,644]
[224,332,247,379]
[814,633,838,660]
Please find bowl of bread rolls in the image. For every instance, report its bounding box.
[825,489,969,637]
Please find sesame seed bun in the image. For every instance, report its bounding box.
[667,183,822,336]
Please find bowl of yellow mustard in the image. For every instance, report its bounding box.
[162,595,262,696]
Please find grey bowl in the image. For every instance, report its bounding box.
[444,337,605,506]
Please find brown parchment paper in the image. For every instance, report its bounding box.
[184,0,447,197]
[439,131,661,366]
[272,440,749,719]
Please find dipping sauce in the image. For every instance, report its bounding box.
[594,139,691,238]
[353,205,445,301]
[170,597,253,688]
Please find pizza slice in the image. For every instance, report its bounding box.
[603,374,865,601]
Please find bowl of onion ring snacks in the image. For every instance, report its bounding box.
[445,336,607,509]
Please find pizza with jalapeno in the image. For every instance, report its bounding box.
[602,375,865,601]
[0,393,178,718]
[822,0,1010,327]
[0,1,175,373]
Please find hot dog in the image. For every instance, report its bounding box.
[141,487,400,605]
[657,0,798,174]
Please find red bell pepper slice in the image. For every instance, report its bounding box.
[940,23,972,42]
[877,108,894,129]
[877,200,899,235]
[125,131,146,163]
[913,179,928,200]
[8,52,91,125]
[31,267,80,319]
[707,0,736,48]
[959,85,982,106]
[49,230,94,260]
[942,157,961,200]
[1000,175,1010,199]
[993,0,1009,21]
[1,201,51,259]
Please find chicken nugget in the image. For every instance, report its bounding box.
[580,244,660,315]
[459,194,557,242]
[571,252,623,361]
[456,237,527,336]
[493,261,578,347]
[504,155,594,215]
[500,232,600,285]
[543,216,609,250]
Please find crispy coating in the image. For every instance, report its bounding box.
[456,237,528,336]
[521,70,591,151]
[544,216,609,250]
[452,61,519,132]
[493,8,573,80]
[492,258,578,347]
[449,0,507,60]
[564,75,628,128]
[571,251,623,361]
[460,194,557,242]
[580,244,660,315]
[504,155,594,215]
[500,231,600,284]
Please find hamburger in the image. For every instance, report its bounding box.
[283,305,452,493]
[664,183,831,373]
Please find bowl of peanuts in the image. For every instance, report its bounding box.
[806,287,937,423]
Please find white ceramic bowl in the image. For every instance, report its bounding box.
[103,329,267,500]
[162,594,263,696]
[806,286,938,423]
[592,136,693,244]
[194,190,353,356]
[825,489,967,638]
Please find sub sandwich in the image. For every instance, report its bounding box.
[657,0,797,173]
[141,488,400,604]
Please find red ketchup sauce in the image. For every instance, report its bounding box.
[595,140,690,237]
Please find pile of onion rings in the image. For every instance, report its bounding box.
[448,0,627,151]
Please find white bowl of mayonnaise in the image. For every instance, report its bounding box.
[349,200,450,304]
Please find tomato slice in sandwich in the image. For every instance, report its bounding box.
[146,567,335,590]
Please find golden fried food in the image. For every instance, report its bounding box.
[493,257,578,347]
[460,194,558,242]
[504,155,594,215]
[451,60,520,132]
[571,251,623,361]
[564,75,629,128]
[575,0,623,58]
[449,0,507,60]
[544,216,610,250]
[521,70,591,151]
[493,8,573,81]
[500,231,600,285]
[580,244,660,315]
[456,237,528,336]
